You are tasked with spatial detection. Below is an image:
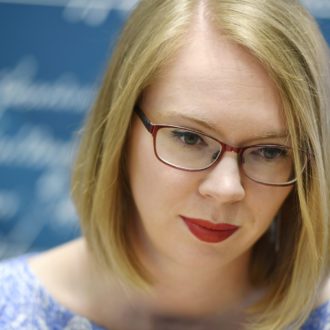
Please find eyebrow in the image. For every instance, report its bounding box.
[160,111,290,144]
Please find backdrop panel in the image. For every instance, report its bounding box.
[0,0,329,259]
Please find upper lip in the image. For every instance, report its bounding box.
[180,216,239,231]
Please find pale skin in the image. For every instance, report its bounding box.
[28,9,330,330]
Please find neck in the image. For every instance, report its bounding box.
[144,251,253,317]
[82,240,257,329]
[127,218,255,318]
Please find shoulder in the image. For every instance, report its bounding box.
[0,255,54,328]
[0,255,37,309]
[0,251,101,330]
[301,300,330,329]
[301,277,330,329]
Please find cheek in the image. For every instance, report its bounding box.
[127,122,195,217]
[248,183,293,225]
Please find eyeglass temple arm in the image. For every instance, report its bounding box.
[134,105,154,133]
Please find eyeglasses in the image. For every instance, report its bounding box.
[134,106,307,186]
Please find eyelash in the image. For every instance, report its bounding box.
[171,130,207,146]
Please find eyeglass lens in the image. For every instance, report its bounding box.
[155,126,299,185]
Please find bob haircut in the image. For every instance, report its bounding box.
[72,0,330,328]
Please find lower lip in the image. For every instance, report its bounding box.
[182,218,238,243]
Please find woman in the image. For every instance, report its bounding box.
[1,0,330,329]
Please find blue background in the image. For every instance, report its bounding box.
[0,0,329,259]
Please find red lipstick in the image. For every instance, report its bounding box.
[181,216,239,243]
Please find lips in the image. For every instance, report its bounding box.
[181,216,239,243]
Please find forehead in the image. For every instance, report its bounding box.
[141,20,284,144]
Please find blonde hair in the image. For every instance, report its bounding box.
[72,0,330,328]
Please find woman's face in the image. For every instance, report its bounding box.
[127,25,293,272]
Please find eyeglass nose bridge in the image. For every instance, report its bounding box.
[221,143,241,154]
[212,142,244,169]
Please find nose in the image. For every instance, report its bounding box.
[198,152,245,203]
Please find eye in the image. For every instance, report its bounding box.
[250,146,289,160]
[171,130,206,146]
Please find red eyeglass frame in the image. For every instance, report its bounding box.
[134,105,305,187]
